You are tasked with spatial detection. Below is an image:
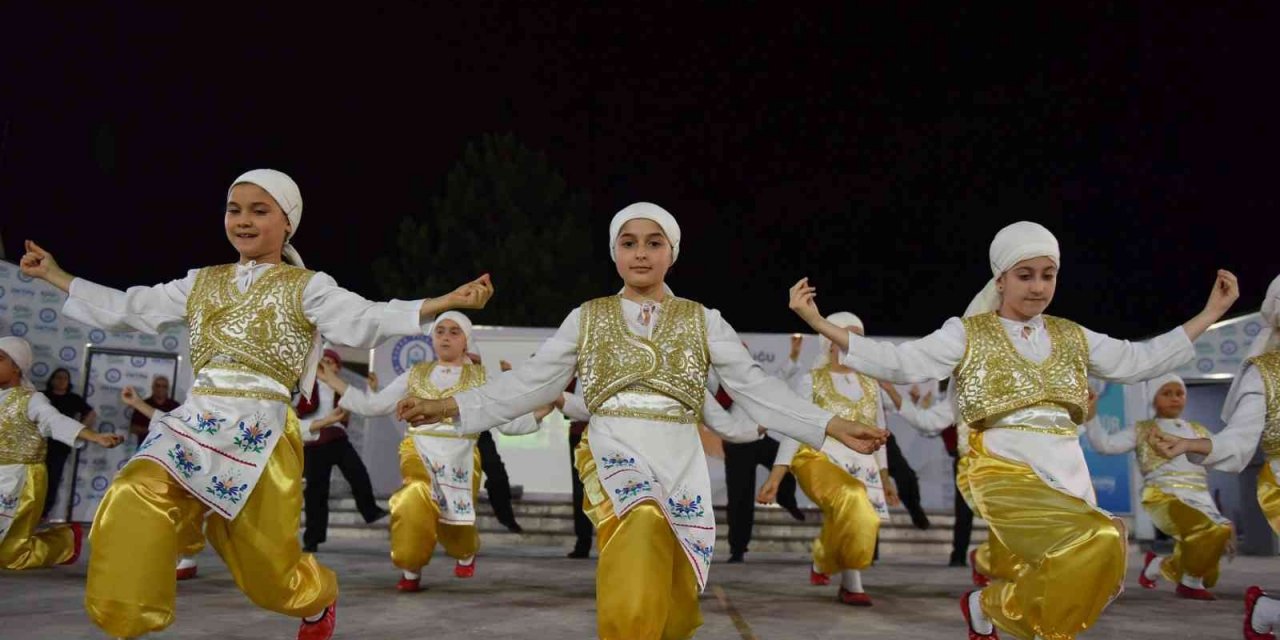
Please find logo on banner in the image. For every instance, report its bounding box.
[1245,321,1262,338]
[162,336,179,351]
[10,322,28,337]
[99,422,116,434]
[40,291,62,304]
[38,308,57,323]
[62,327,84,341]
[1221,340,1239,356]
[89,329,107,343]
[92,476,109,491]
[12,286,36,298]
[12,306,32,320]
[751,349,775,364]
[391,336,434,375]
[1197,358,1215,373]
[16,272,33,283]
[131,356,147,367]
[59,346,77,362]
[72,492,81,507]
[31,362,50,378]
[105,368,122,383]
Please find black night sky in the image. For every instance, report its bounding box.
[2,4,1276,337]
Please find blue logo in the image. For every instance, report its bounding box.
[16,272,33,283]
[89,329,107,343]
[391,335,435,375]
[86,383,96,398]
[117,459,129,471]
[1220,340,1239,356]
[1245,321,1262,338]
[99,422,116,434]
[59,346,77,362]
[31,362,49,378]
[38,308,56,323]
[130,356,147,367]
[162,336,179,351]
[105,368,122,383]
[92,476,109,491]
[1197,358,1215,373]
[10,322,28,337]
[72,492,81,507]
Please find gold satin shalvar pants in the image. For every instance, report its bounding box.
[1258,460,1280,534]
[1142,485,1231,587]
[790,445,879,575]
[85,410,336,639]
[389,436,481,572]
[959,455,1026,582]
[0,463,76,569]
[577,435,701,640]
[966,434,1125,640]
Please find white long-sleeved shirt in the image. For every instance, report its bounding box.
[1085,416,1209,476]
[0,387,85,447]
[341,363,540,437]
[774,371,889,468]
[1192,366,1268,473]
[893,395,956,437]
[453,298,831,447]
[62,262,426,398]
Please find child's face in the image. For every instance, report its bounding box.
[1152,382,1186,419]
[0,351,21,388]
[225,183,291,262]
[996,256,1057,319]
[433,320,468,362]
[614,218,672,291]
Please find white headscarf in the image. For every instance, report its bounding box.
[1224,273,1280,420]
[608,202,681,264]
[814,312,863,369]
[0,336,36,390]
[228,169,305,268]
[429,311,476,355]
[1144,373,1185,419]
[964,221,1061,318]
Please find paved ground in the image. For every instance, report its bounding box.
[1,538,1273,638]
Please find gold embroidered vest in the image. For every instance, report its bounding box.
[952,312,1090,429]
[187,264,317,390]
[0,388,46,464]
[1134,419,1211,475]
[575,295,709,423]
[406,361,487,430]
[810,367,880,425]
[1251,351,1280,457]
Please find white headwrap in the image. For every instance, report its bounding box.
[0,336,36,390]
[1224,273,1280,420]
[429,311,476,355]
[229,169,304,268]
[964,221,1061,318]
[814,312,863,369]
[1144,373,1185,419]
[608,202,681,264]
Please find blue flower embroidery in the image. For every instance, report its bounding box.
[190,411,226,435]
[451,466,469,483]
[430,461,447,475]
[614,479,651,501]
[684,537,714,564]
[137,430,161,453]
[167,443,202,479]
[667,493,705,519]
[601,452,636,470]
[206,475,250,504]
[453,499,473,515]
[232,419,272,454]
[0,491,19,512]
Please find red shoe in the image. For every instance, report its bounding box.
[1175,583,1215,601]
[969,549,989,588]
[960,591,1000,640]
[809,566,831,586]
[838,587,873,606]
[297,600,336,640]
[176,566,198,581]
[454,559,476,579]
[1138,551,1159,590]
[59,523,84,566]
[1246,586,1277,640]
[396,576,422,592]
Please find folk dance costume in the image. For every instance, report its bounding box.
[443,204,834,639]
[336,312,540,589]
[1084,374,1231,599]
[839,223,1195,640]
[0,338,93,570]
[772,312,893,606]
[62,170,430,639]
